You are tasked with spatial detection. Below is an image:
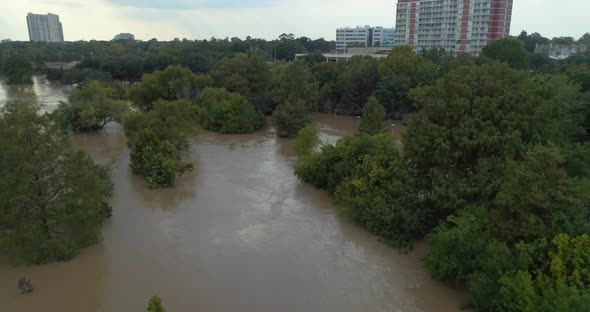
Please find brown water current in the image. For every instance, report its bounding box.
[0,76,74,112]
[0,82,462,311]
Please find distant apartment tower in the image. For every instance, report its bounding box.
[336,26,395,53]
[394,0,513,55]
[113,33,135,41]
[26,13,64,42]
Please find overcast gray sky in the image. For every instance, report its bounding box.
[1,0,588,41]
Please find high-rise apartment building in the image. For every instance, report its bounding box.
[394,0,513,55]
[26,13,64,42]
[336,26,395,53]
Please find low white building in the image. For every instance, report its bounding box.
[372,27,395,48]
[336,26,372,53]
[534,43,588,60]
[336,26,395,53]
[296,47,392,63]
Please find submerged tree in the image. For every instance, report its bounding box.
[53,80,130,132]
[18,277,34,294]
[195,87,265,134]
[359,97,387,135]
[294,124,320,156]
[0,101,113,264]
[129,65,212,111]
[275,61,319,111]
[130,129,193,189]
[272,99,311,138]
[147,296,167,312]
[123,99,197,188]
[4,54,34,85]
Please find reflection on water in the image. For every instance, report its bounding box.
[0,76,74,113]
[0,109,461,311]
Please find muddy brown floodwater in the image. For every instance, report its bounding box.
[0,76,74,112]
[0,112,463,312]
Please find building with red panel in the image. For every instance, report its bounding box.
[394,0,513,55]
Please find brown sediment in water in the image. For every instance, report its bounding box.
[0,80,462,311]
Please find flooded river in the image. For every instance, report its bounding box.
[0,81,462,312]
[0,76,74,112]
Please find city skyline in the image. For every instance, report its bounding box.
[0,0,588,42]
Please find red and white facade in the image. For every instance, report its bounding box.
[394,0,513,55]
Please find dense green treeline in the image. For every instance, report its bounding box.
[294,39,590,310]
[0,34,334,84]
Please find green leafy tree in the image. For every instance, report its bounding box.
[517,31,550,53]
[578,33,590,46]
[334,135,423,247]
[124,100,197,188]
[551,36,575,45]
[338,56,380,115]
[380,46,425,79]
[212,53,271,100]
[482,38,530,70]
[272,99,311,138]
[0,101,113,264]
[492,145,590,243]
[147,296,167,312]
[275,61,319,111]
[439,53,477,74]
[420,48,449,65]
[497,234,590,311]
[411,63,590,311]
[374,74,412,115]
[124,99,197,150]
[566,64,590,92]
[129,65,212,111]
[130,129,192,189]
[359,97,387,135]
[53,81,130,132]
[404,63,554,218]
[424,207,513,311]
[295,134,394,194]
[294,124,319,156]
[377,46,438,115]
[3,54,34,84]
[426,207,512,272]
[275,34,307,61]
[195,87,265,134]
[295,134,423,247]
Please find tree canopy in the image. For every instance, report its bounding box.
[294,124,319,156]
[53,80,130,132]
[0,101,113,264]
[129,65,212,111]
[482,38,530,70]
[147,296,167,312]
[196,87,265,134]
[272,99,311,138]
[359,97,387,135]
[124,100,197,188]
[3,54,34,84]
